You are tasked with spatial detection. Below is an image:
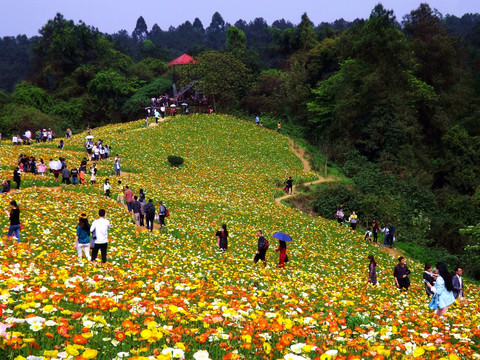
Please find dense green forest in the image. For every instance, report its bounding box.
[1,4,480,277]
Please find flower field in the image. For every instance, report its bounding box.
[1,114,479,360]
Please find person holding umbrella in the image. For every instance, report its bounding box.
[273,232,292,268]
[49,159,62,180]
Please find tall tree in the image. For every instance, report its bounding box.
[226,26,247,50]
[178,51,251,111]
[206,12,227,49]
[132,16,148,41]
[32,13,100,90]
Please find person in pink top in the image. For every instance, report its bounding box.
[124,186,134,212]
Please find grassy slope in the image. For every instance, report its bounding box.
[0,114,479,360]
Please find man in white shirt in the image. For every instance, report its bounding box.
[90,209,111,263]
[452,267,464,299]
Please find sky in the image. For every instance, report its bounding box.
[0,0,479,37]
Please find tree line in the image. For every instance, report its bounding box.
[1,4,480,277]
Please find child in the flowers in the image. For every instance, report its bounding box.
[74,213,91,261]
[275,240,287,268]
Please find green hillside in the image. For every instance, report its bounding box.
[0,115,479,360]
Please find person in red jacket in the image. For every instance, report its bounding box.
[275,240,287,268]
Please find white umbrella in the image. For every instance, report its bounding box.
[170,104,176,108]
[48,161,62,170]
[85,135,94,140]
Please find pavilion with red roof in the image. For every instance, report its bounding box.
[167,54,199,66]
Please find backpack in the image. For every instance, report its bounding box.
[263,239,269,250]
[165,209,170,217]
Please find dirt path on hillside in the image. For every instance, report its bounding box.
[119,201,164,232]
[275,139,336,204]
[277,139,405,259]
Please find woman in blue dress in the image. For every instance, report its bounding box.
[427,262,455,318]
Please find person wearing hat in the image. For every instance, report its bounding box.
[158,201,167,228]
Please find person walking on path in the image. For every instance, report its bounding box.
[70,166,79,185]
[255,115,260,126]
[132,196,142,226]
[124,186,134,212]
[74,213,91,261]
[452,267,464,299]
[158,201,167,228]
[116,181,124,205]
[335,206,344,227]
[423,263,436,297]
[368,255,377,285]
[144,199,155,232]
[284,176,293,195]
[427,262,456,318]
[13,167,21,190]
[394,256,411,291]
[254,230,268,267]
[217,224,229,251]
[114,156,121,176]
[385,222,395,247]
[61,166,71,185]
[6,200,21,242]
[349,211,358,231]
[372,219,380,243]
[275,240,287,268]
[139,196,146,227]
[104,179,111,197]
[90,164,97,184]
[90,209,110,264]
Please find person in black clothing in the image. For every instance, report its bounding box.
[144,199,155,232]
[423,263,436,297]
[216,224,229,251]
[132,196,142,226]
[13,167,21,189]
[6,200,21,242]
[372,219,380,243]
[284,176,293,195]
[71,167,79,185]
[254,230,268,266]
[394,257,411,291]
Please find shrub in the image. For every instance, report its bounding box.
[167,155,184,167]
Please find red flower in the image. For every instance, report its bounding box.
[115,331,126,341]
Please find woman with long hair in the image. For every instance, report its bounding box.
[75,213,91,260]
[104,179,111,197]
[368,255,377,285]
[427,262,455,318]
[5,200,20,242]
[217,224,228,251]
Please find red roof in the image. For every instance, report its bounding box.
[168,54,199,65]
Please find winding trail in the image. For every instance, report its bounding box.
[277,139,405,259]
[275,139,336,204]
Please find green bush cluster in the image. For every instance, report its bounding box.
[167,155,184,167]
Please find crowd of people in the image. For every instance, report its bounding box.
[365,254,466,319]
[115,181,169,231]
[2,121,469,320]
[84,138,111,162]
[335,205,396,247]
[10,128,71,145]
